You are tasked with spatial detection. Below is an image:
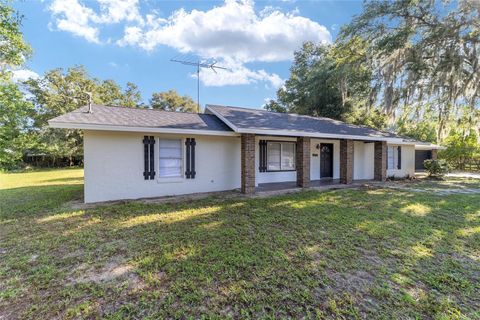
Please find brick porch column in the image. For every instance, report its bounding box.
[374,141,387,181]
[241,133,255,194]
[296,137,310,188]
[431,149,438,160]
[340,139,354,184]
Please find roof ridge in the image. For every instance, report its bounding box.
[208,104,346,123]
[50,104,234,133]
[86,104,214,116]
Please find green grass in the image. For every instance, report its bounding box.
[0,169,479,319]
[0,168,84,218]
[414,177,480,190]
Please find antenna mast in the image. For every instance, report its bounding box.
[85,92,93,113]
[170,56,227,110]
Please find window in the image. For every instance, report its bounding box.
[267,142,281,170]
[159,139,182,178]
[281,142,295,170]
[388,146,401,170]
[267,141,295,171]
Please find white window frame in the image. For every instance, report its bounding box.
[158,138,184,181]
[387,145,399,170]
[266,141,296,172]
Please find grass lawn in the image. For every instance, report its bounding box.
[0,169,479,319]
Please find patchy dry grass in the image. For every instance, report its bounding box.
[0,169,479,319]
[415,177,480,190]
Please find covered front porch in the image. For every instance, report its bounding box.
[241,134,388,194]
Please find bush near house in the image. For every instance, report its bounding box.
[424,159,450,178]
[440,129,480,172]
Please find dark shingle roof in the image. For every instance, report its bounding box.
[207,104,402,139]
[49,105,233,132]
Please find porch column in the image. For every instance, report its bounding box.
[431,149,438,160]
[374,141,387,181]
[296,137,310,188]
[241,133,256,194]
[340,139,354,184]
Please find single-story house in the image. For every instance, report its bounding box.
[49,104,442,203]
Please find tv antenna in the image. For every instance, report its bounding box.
[170,55,228,110]
[62,87,94,113]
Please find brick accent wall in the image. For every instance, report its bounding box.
[374,141,387,181]
[241,133,256,194]
[296,137,311,188]
[340,139,354,184]
[431,149,438,160]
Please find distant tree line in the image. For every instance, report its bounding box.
[3,64,199,169]
[2,62,198,169]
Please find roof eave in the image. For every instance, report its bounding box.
[48,121,239,137]
[237,128,412,143]
[415,143,445,150]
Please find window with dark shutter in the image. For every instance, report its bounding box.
[397,146,402,169]
[143,136,155,180]
[143,136,149,180]
[259,140,267,172]
[159,139,182,178]
[387,145,402,170]
[266,141,295,171]
[185,138,196,179]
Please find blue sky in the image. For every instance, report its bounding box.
[14,0,363,110]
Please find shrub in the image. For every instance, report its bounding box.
[424,159,450,178]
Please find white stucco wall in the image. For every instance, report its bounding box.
[255,136,297,185]
[310,139,340,180]
[353,141,374,180]
[84,130,241,203]
[83,130,417,202]
[387,144,415,178]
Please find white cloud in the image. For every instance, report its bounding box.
[118,0,331,63]
[49,0,101,43]
[117,0,329,86]
[10,69,40,82]
[94,0,143,24]
[48,0,330,87]
[198,59,284,88]
[49,0,143,43]
[118,26,143,46]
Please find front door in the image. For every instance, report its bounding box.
[320,143,333,178]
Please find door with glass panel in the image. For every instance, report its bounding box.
[320,143,333,178]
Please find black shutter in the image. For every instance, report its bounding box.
[259,140,267,172]
[185,138,196,179]
[143,136,149,180]
[149,136,155,179]
[397,146,402,170]
[143,136,155,180]
[386,145,389,170]
[191,138,196,179]
[185,138,191,178]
